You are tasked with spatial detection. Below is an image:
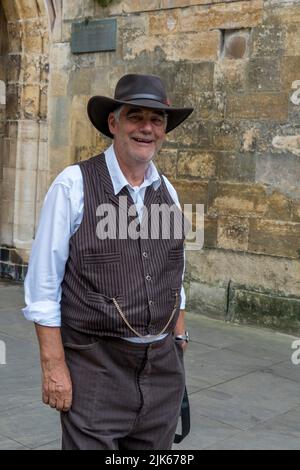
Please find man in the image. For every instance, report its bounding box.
[23,74,194,450]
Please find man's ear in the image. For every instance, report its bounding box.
[108,112,117,136]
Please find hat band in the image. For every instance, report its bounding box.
[117,93,169,105]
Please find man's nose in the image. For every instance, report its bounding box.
[139,119,153,132]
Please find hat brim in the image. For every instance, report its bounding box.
[87,96,194,138]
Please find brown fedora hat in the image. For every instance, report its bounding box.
[87,73,194,138]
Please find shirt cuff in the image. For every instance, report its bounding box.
[180,286,186,310]
[22,301,61,327]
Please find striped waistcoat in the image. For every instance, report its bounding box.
[61,153,185,337]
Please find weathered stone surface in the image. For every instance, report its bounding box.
[224,30,250,59]
[22,85,40,119]
[218,216,249,251]
[149,10,179,35]
[187,280,227,319]
[250,24,286,58]
[227,93,288,120]
[249,219,300,259]
[2,0,300,331]
[175,180,209,210]
[208,182,268,217]
[211,121,241,152]
[179,0,263,31]
[214,59,247,94]
[228,288,300,333]
[154,148,178,179]
[247,58,281,91]
[186,248,300,298]
[203,216,218,249]
[124,31,221,62]
[256,153,300,199]
[217,152,256,183]
[177,151,217,179]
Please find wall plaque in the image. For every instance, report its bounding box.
[71,19,117,54]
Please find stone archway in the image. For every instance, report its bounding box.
[0,0,51,279]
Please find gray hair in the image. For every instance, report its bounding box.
[113,105,125,122]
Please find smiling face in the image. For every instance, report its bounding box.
[108,105,167,165]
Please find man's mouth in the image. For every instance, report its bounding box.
[132,137,154,144]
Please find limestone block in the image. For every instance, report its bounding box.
[228,288,300,333]
[0,223,13,246]
[123,0,160,12]
[218,216,249,251]
[256,153,300,199]
[7,22,22,53]
[49,70,69,97]
[175,180,209,209]
[7,54,21,83]
[179,0,263,31]
[36,170,50,203]
[49,96,71,147]
[186,248,300,297]
[284,24,300,56]
[16,139,38,170]
[211,121,241,152]
[177,150,217,179]
[247,58,281,92]
[124,30,220,62]
[149,11,179,35]
[22,56,41,84]
[154,148,178,178]
[249,219,300,259]
[187,280,227,319]
[1,0,19,21]
[14,169,37,202]
[226,93,288,121]
[203,216,218,249]
[214,59,247,95]
[281,57,300,92]
[217,153,256,183]
[208,182,268,217]
[39,85,48,119]
[15,0,38,19]
[50,43,72,70]
[18,120,39,140]
[13,222,35,246]
[22,85,40,118]
[38,141,49,172]
[251,24,285,58]
[62,0,94,20]
[23,22,43,54]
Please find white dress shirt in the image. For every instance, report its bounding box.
[22,145,186,340]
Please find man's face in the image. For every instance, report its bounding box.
[108,105,167,164]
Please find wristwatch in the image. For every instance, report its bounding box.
[175,331,189,343]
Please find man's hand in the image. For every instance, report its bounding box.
[41,358,72,412]
[34,324,72,412]
[174,309,188,352]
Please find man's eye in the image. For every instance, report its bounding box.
[128,115,141,122]
[152,117,164,126]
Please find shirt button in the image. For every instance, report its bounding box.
[146,275,152,281]
[142,252,148,258]
[149,300,154,306]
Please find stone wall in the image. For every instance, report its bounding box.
[46,0,300,332]
[1,0,300,332]
[0,0,50,260]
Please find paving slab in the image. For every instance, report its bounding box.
[1,282,300,450]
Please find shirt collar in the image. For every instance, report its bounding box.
[104,144,161,196]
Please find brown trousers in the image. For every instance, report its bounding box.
[60,324,185,450]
